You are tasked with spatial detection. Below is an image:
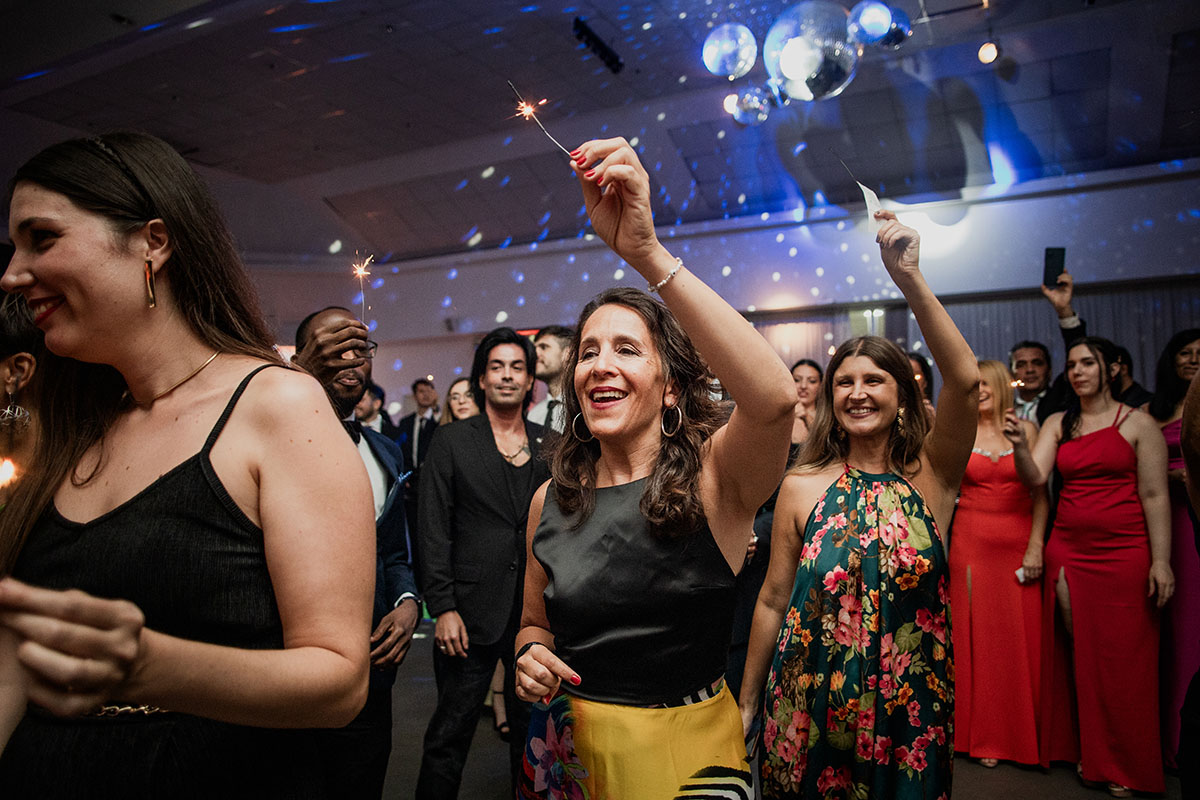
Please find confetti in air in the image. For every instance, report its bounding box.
[352,253,374,323]
[508,81,573,159]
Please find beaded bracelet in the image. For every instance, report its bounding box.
[647,257,683,293]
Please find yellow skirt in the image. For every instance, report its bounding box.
[518,685,753,800]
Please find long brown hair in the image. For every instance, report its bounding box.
[1,132,280,572]
[550,288,723,537]
[797,336,929,476]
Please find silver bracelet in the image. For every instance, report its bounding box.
[647,258,683,293]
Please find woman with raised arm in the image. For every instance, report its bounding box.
[738,211,978,799]
[0,133,373,796]
[511,137,796,799]
[1007,336,1171,797]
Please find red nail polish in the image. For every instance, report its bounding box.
[584,170,595,178]
[575,156,587,165]
[570,148,581,156]
[570,675,581,686]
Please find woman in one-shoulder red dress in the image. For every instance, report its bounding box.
[1009,337,1173,798]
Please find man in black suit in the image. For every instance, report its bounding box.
[356,381,403,441]
[293,306,419,799]
[415,327,549,799]
[398,376,438,588]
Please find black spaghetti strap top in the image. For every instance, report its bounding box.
[0,364,327,799]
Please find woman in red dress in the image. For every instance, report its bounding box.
[1009,337,1173,797]
[1146,328,1200,766]
[949,360,1047,768]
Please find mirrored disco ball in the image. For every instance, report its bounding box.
[732,86,770,125]
[877,6,913,49]
[702,23,759,79]
[847,0,893,45]
[763,1,861,102]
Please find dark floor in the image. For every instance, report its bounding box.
[384,620,1183,799]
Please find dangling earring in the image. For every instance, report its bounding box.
[571,412,594,442]
[895,406,906,433]
[834,422,847,443]
[661,405,683,438]
[144,260,156,309]
[0,391,30,432]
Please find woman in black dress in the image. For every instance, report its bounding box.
[0,133,374,796]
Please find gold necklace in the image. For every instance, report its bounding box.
[127,351,220,408]
[498,437,529,462]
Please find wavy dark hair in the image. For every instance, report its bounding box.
[790,358,823,379]
[797,336,929,477]
[1060,336,1119,442]
[1148,328,1200,421]
[1,132,280,572]
[551,287,723,537]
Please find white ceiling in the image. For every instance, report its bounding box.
[2,0,1198,266]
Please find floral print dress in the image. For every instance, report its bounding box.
[759,466,953,800]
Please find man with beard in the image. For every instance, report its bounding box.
[526,324,572,433]
[293,306,419,799]
[415,327,550,799]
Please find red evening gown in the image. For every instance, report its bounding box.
[1162,417,1200,766]
[1040,407,1164,793]
[949,449,1041,765]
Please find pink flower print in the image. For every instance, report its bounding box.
[907,700,922,727]
[879,674,896,699]
[874,736,892,765]
[905,746,928,772]
[894,745,909,765]
[857,702,876,731]
[927,725,947,746]
[823,565,850,592]
[787,710,812,745]
[528,712,587,798]
[816,765,851,794]
[833,593,864,647]
[938,574,950,605]
[764,715,779,750]
[856,730,874,761]
[915,608,947,643]
[866,674,878,690]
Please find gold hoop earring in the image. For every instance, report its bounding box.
[661,405,683,438]
[571,413,594,442]
[144,260,156,309]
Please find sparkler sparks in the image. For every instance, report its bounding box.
[508,81,573,159]
[0,459,16,488]
[352,253,374,323]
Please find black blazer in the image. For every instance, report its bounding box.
[396,411,438,475]
[360,426,418,688]
[378,412,403,444]
[417,414,549,646]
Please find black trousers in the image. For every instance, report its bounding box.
[317,681,393,799]
[415,614,530,799]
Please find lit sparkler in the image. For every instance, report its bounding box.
[508,81,573,159]
[1010,379,1025,388]
[352,253,374,323]
[0,459,16,489]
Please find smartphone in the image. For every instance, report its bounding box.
[1043,247,1066,287]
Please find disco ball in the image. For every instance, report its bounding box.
[877,6,913,49]
[732,86,771,125]
[847,1,893,45]
[763,1,861,102]
[702,23,758,79]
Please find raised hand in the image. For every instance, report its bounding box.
[571,138,662,271]
[1003,409,1028,448]
[292,316,369,387]
[514,643,580,704]
[0,578,144,716]
[1040,271,1075,316]
[874,210,921,284]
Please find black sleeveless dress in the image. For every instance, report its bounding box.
[0,365,326,799]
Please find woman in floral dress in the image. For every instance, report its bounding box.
[738,212,978,800]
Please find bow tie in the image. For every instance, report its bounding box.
[343,419,363,444]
